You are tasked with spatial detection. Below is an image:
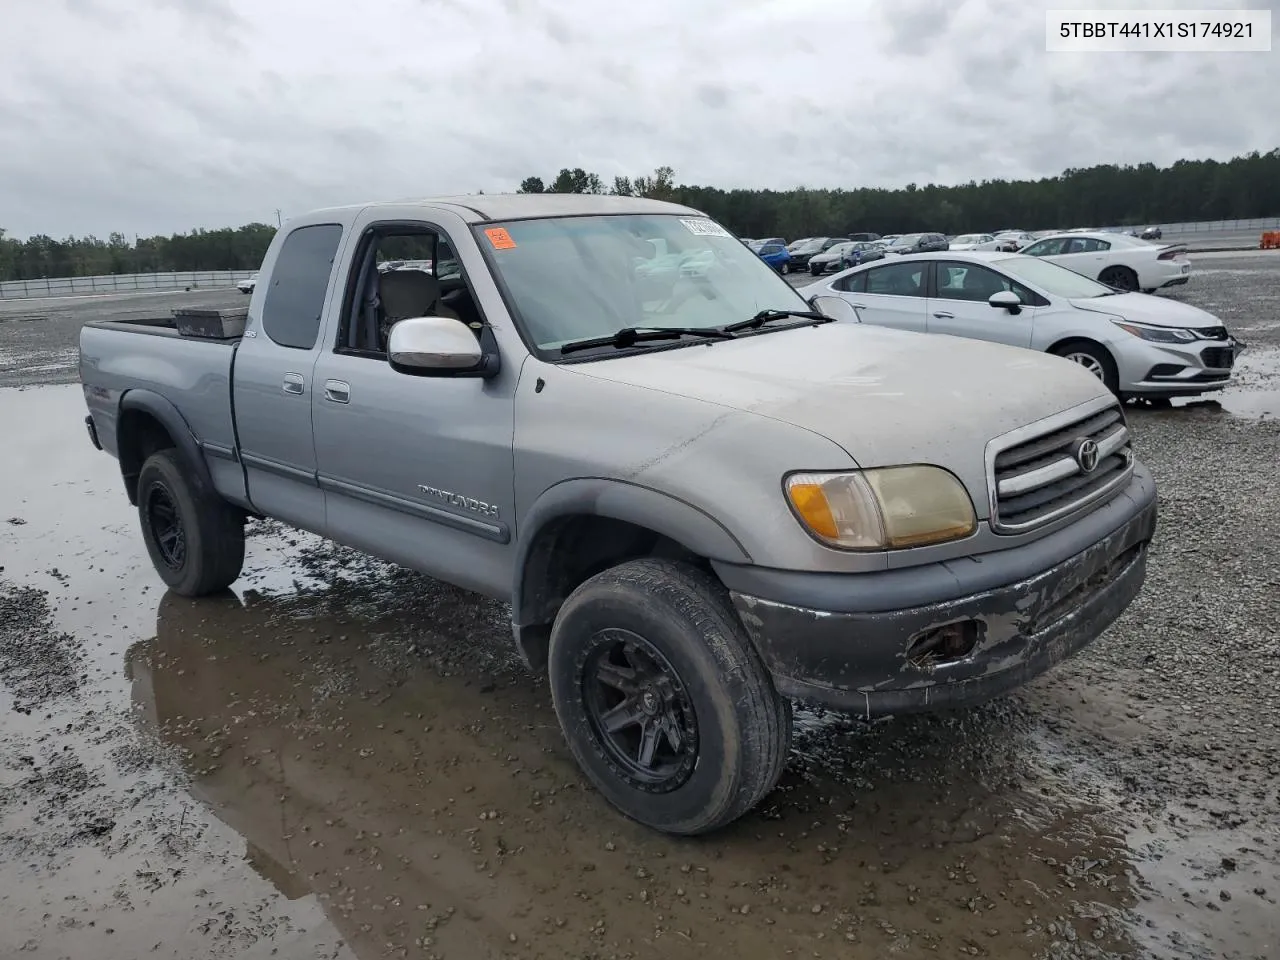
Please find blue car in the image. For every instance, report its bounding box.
[754,241,793,274]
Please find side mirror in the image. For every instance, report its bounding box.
[988,290,1022,313]
[809,295,862,323]
[388,316,498,378]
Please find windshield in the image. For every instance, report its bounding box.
[892,234,922,245]
[476,214,811,353]
[954,234,986,243]
[995,256,1113,298]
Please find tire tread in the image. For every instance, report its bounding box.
[552,558,790,835]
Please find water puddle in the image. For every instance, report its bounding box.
[2,384,1277,959]
[1131,349,1280,420]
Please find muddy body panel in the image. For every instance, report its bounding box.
[724,467,1157,716]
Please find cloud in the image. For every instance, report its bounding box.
[1,0,1276,237]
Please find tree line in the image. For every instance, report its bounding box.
[3,149,1279,282]
[0,224,277,283]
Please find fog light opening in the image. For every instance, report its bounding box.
[905,620,981,670]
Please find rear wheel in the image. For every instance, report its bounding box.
[138,449,245,597]
[1098,265,1138,292]
[547,559,791,836]
[1051,340,1120,395]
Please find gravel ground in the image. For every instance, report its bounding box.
[1,262,1278,960]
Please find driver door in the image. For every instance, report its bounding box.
[309,211,519,599]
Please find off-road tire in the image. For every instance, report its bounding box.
[548,558,791,836]
[137,449,245,597]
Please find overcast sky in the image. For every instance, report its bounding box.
[2,0,1277,238]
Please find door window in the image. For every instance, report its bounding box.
[338,225,485,357]
[832,270,867,292]
[261,224,344,350]
[1021,237,1068,257]
[864,262,926,296]
[935,262,1036,304]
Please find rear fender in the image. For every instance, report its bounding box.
[118,389,216,503]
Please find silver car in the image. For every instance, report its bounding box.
[808,251,1241,400]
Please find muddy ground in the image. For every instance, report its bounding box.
[1,257,1278,960]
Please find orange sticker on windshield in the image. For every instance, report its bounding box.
[484,227,516,250]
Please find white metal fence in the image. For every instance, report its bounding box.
[0,270,256,300]
[1114,217,1280,235]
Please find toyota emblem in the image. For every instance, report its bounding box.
[1074,438,1100,473]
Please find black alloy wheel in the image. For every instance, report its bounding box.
[145,481,186,570]
[581,629,698,791]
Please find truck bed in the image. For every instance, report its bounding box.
[79,318,247,506]
[84,314,244,341]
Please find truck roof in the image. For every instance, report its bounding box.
[304,194,706,225]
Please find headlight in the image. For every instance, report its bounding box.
[784,466,977,551]
[1111,320,1198,343]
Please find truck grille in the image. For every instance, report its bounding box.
[986,398,1134,533]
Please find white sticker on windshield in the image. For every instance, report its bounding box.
[679,217,731,238]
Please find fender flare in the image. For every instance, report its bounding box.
[118,389,216,501]
[511,477,752,629]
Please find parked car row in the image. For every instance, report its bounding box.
[806,249,1235,402]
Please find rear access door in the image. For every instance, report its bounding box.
[232,222,347,534]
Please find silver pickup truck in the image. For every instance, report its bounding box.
[80,195,1157,835]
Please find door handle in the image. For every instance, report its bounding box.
[933,311,954,319]
[282,373,305,395]
[324,379,350,404]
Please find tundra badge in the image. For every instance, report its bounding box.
[417,484,501,519]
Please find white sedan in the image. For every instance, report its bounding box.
[976,231,1036,252]
[805,251,1241,401]
[1017,231,1190,293]
[948,233,995,251]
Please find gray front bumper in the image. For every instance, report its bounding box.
[714,467,1157,718]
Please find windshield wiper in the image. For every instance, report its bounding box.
[558,325,736,356]
[721,308,833,334]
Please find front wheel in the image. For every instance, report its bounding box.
[1051,340,1120,395]
[547,559,791,836]
[137,449,245,597]
[780,262,790,275]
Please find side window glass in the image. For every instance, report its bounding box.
[262,224,343,350]
[936,261,1038,306]
[435,235,462,280]
[935,262,1008,302]
[865,262,924,297]
[1024,238,1064,257]
[834,270,867,293]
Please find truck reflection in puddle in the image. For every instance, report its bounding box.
[127,584,1154,959]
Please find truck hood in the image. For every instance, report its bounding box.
[1068,292,1219,328]
[567,322,1109,482]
